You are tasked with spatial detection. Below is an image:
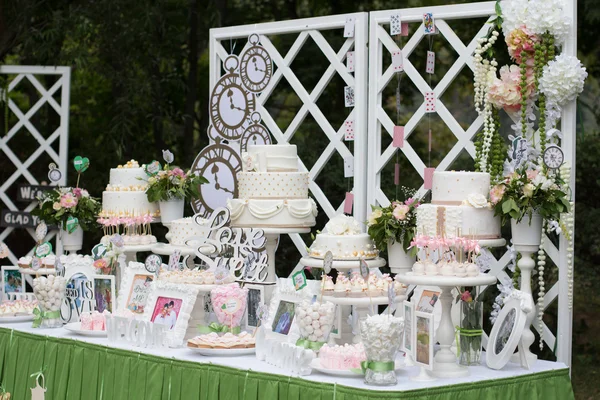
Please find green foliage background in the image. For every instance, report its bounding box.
[0,0,598,397]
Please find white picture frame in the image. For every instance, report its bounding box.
[93,274,116,314]
[1,266,25,297]
[414,310,434,371]
[244,283,266,329]
[402,300,414,355]
[143,280,200,348]
[264,278,317,343]
[61,256,96,323]
[486,296,529,370]
[117,261,156,316]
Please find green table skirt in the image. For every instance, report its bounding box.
[0,328,574,400]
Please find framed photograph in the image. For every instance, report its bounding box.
[2,266,25,296]
[244,283,274,329]
[414,311,434,370]
[486,297,528,370]
[61,258,96,323]
[93,275,116,313]
[402,300,414,355]
[117,261,155,315]
[416,289,441,313]
[264,277,317,343]
[143,280,200,347]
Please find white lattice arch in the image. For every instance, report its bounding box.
[209,14,369,272]
[0,66,71,264]
[366,2,575,366]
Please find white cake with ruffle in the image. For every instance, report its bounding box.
[416,171,500,239]
[227,144,318,228]
[308,215,378,260]
[165,216,211,246]
[100,160,159,218]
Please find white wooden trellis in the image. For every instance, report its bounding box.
[0,66,71,266]
[366,1,576,367]
[209,13,369,273]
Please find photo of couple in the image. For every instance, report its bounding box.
[150,296,183,331]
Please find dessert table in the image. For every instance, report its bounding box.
[0,324,574,400]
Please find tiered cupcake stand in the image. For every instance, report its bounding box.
[299,256,405,343]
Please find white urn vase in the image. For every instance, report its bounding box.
[60,226,83,253]
[387,239,415,275]
[510,211,543,366]
[159,198,185,224]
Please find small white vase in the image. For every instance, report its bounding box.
[60,226,83,253]
[387,239,415,275]
[511,212,543,249]
[159,198,185,224]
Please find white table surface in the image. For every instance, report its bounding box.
[1,322,569,392]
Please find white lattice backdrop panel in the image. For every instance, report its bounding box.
[366,2,575,366]
[0,66,71,265]
[209,14,369,273]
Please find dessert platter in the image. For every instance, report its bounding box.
[187,331,256,356]
[0,299,38,322]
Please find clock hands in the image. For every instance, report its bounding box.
[228,91,246,112]
[212,165,235,195]
[252,56,266,73]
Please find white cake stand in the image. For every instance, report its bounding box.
[299,256,386,270]
[261,228,311,283]
[322,293,407,343]
[396,273,497,378]
[18,268,56,276]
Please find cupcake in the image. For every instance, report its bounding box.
[18,256,32,269]
[466,263,479,277]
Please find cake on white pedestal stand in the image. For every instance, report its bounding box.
[263,228,311,283]
[397,274,497,378]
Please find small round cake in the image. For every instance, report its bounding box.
[165,216,211,246]
[319,343,366,370]
[308,215,378,260]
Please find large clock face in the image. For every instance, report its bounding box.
[239,45,272,93]
[209,73,256,140]
[543,145,564,170]
[190,144,242,217]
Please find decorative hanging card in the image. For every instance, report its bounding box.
[393,126,404,148]
[347,51,355,73]
[344,156,354,178]
[426,51,435,74]
[344,17,355,38]
[392,50,404,72]
[344,192,354,215]
[344,86,355,107]
[425,91,436,113]
[344,119,355,141]
[423,13,436,35]
[390,14,402,36]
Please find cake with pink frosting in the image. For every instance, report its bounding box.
[80,311,110,331]
[319,343,366,370]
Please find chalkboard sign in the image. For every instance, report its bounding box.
[16,185,52,202]
[0,210,43,228]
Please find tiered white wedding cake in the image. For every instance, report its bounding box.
[416,171,500,238]
[227,144,318,227]
[308,215,378,260]
[165,217,210,246]
[100,160,159,218]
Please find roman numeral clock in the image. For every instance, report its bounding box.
[192,34,273,217]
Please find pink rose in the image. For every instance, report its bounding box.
[73,188,82,198]
[93,258,111,274]
[490,184,506,205]
[60,193,78,209]
[392,204,410,220]
[487,65,535,112]
[404,197,415,206]
[506,27,540,64]
[461,291,473,303]
[171,168,186,179]
[526,169,539,181]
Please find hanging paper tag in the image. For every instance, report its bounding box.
[346,51,355,73]
[393,126,404,148]
[392,50,404,72]
[395,163,400,185]
[344,120,355,141]
[343,17,355,38]
[344,86,355,107]
[168,250,181,270]
[425,91,436,113]
[401,22,409,36]
[144,254,162,274]
[344,192,354,215]
[35,242,52,258]
[344,157,354,178]
[55,257,65,277]
[292,270,308,291]
[222,297,242,315]
[31,257,41,271]
[323,251,333,274]
[426,51,435,74]
[423,13,435,35]
[390,14,401,35]
[66,216,79,233]
[144,160,161,176]
[92,243,107,260]
[360,259,369,280]
[424,167,435,190]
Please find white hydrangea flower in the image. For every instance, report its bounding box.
[539,54,587,107]
[501,0,571,44]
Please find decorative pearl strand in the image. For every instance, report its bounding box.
[560,162,574,309]
[538,228,546,350]
[473,31,499,173]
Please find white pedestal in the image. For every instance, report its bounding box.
[299,256,386,271]
[262,228,311,283]
[396,273,497,378]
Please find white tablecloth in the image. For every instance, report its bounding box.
[1,322,569,392]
